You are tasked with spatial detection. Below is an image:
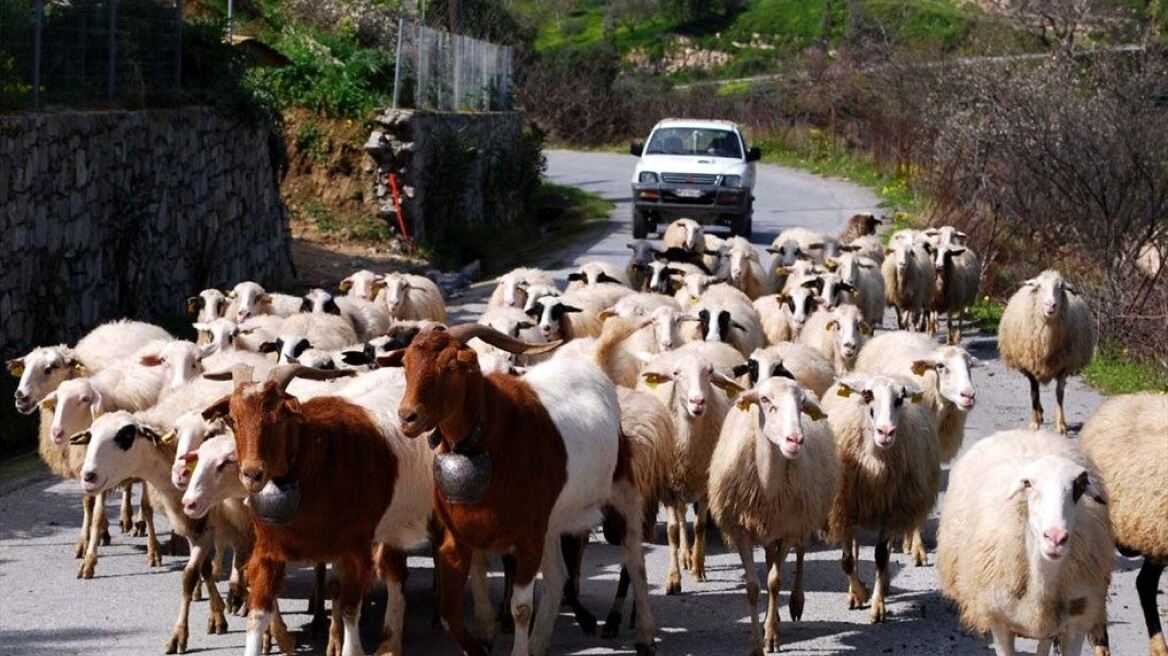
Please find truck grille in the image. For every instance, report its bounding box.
[660,189,716,205]
[661,172,717,185]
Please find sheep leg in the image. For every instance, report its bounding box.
[906,525,927,567]
[691,499,709,582]
[735,538,764,656]
[76,495,93,558]
[678,505,694,572]
[166,538,205,654]
[665,505,683,595]
[142,491,162,567]
[789,547,805,621]
[374,545,408,656]
[1088,619,1111,656]
[949,309,961,345]
[133,481,151,537]
[326,576,342,656]
[560,533,598,635]
[610,481,655,655]
[243,555,284,656]
[227,544,249,616]
[468,551,498,647]
[119,481,134,534]
[1137,559,1168,656]
[602,566,630,639]
[1036,638,1054,656]
[870,538,890,623]
[764,542,787,653]
[437,534,488,656]
[1054,375,1069,435]
[841,535,869,609]
[79,490,106,579]
[97,489,111,545]
[202,546,229,635]
[530,534,570,656]
[1026,372,1044,429]
[989,623,1017,656]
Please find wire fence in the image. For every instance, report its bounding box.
[0,0,182,111]
[392,18,513,112]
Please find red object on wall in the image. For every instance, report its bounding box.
[388,173,414,252]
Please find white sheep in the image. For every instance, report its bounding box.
[855,332,980,565]
[754,282,822,345]
[302,288,391,342]
[663,218,706,255]
[767,227,832,266]
[140,339,271,395]
[736,343,835,397]
[708,375,838,654]
[799,304,870,376]
[339,269,385,302]
[645,261,705,297]
[528,290,609,343]
[922,226,968,248]
[1079,393,1168,656]
[777,260,823,293]
[822,374,939,623]
[998,270,1096,435]
[187,289,229,331]
[260,312,361,364]
[636,343,743,590]
[684,284,765,357]
[379,272,447,323]
[938,429,1112,656]
[702,233,727,275]
[473,306,542,365]
[881,238,936,331]
[225,281,302,322]
[928,241,981,344]
[829,253,885,327]
[566,260,631,289]
[488,267,557,310]
[848,235,884,265]
[606,291,681,319]
[720,236,775,300]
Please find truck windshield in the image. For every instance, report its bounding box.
[645,127,742,159]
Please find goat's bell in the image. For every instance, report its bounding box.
[434,452,491,505]
[250,478,300,526]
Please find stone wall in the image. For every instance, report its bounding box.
[0,108,295,356]
[364,109,526,244]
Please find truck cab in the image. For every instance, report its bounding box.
[630,119,761,238]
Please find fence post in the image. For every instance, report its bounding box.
[32,0,43,109]
[108,0,118,102]
[392,18,404,110]
[176,0,183,91]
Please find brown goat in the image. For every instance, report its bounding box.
[202,364,394,656]
[380,324,655,656]
[839,212,883,244]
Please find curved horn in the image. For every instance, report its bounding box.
[203,363,255,389]
[446,323,562,355]
[267,364,356,393]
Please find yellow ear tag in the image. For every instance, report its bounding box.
[184,455,198,474]
[9,364,23,377]
[73,363,88,375]
[911,392,925,404]
[911,362,929,376]
[644,378,659,390]
[836,386,853,398]
[160,430,177,445]
[736,398,755,411]
[725,387,739,401]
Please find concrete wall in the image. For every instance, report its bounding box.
[365,109,526,243]
[0,108,295,356]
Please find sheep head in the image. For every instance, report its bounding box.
[1006,454,1106,562]
[1023,269,1076,321]
[835,375,923,449]
[74,411,165,496]
[910,346,979,411]
[8,346,84,415]
[735,377,825,459]
[639,351,740,418]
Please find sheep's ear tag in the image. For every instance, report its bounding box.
[910,392,925,404]
[159,429,177,445]
[42,397,57,412]
[736,396,756,411]
[836,386,853,398]
[8,363,23,377]
[911,362,930,376]
[73,362,88,375]
[643,378,660,389]
[69,431,92,446]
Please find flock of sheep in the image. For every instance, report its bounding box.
[6,213,1166,656]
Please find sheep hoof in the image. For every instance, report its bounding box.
[847,583,869,609]
[261,631,272,654]
[132,520,148,538]
[193,582,204,602]
[1092,647,1110,656]
[325,635,342,656]
[99,530,112,546]
[1056,421,1069,436]
[764,629,780,653]
[74,539,86,559]
[911,545,928,568]
[78,555,97,579]
[634,641,656,656]
[274,628,297,654]
[208,611,228,634]
[602,611,622,639]
[147,547,163,568]
[789,590,805,621]
[665,574,681,595]
[119,517,132,534]
[869,598,887,623]
[165,627,188,654]
[691,567,707,583]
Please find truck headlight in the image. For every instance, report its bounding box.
[721,175,743,187]
[639,171,658,184]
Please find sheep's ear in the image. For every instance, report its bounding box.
[736,389,760,410]
[375,349,406,368]
[6,358,24,377]
[259,341,279,354]
[826,320,839,332]
[923,229,940,237]
[598,308,617,321]
[259,293,273,305]
[69,430,92,446]
[774,266,791,275]
[225,289,237,299]
[765,247,781,254]
[338,277,354,293]
[340,350,373,366]
[140,354,164,367]
[1006,475,1032,501]
[903,383,925,404]
[858,261,876,270]
[640,370,672,388]
[711,371,744,399]
[839,244,860,253]
[186,297,201,315]
[910,359,936,376]
[801,393,827,421]
[566,272,586,282]
[1022,277,1040,288]
[731,363,751,378]
[1064,281,1078,295]
[40,392,57,413]
[824,259,839,272]
[516,320,536,331]
[859,322,871,336]
[884,248,894,255]
[807,242,825,250]
[968,356,984,368]
[836,376,866,398]
[559,304,583,314]
[140,426,164,446]
[949,248,966,257]
[1073,470,1107,505]
[730,320,747,332]
[795,251,813,261]
[597,272,622,284]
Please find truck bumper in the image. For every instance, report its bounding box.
[632,183,751,221]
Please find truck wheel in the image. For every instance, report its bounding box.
[633,209,649,239]
[732,212,753,238]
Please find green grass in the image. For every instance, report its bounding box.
[531,182,615,223]
[1083,344,1168,395]
[968,297,1005,333]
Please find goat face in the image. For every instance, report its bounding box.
[215,382,304,494]
[8,346,82,415]
[395,330,478,439]
[836,375,922,449]
[1006,455,1105,562]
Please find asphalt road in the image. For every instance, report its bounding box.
[0,150,1152,656]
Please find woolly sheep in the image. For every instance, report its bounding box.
[708,376,838,653]
[141,340,271,395]
[647,261,704,297]
[839,212,883,244]
[720,236,775,300]
[684,284,766,357]
[855,332,980,565]
[1079,394,1168,656]
[663,218,706,255]
[473,306,542,365]
[702,233,727,275]
[225,281,302,322]
[636,343,743,590]
[736,343,835,397]
[938,429,1112,656]
[626,241,660,291]
[260,312,361,364]
[754,282,822,345]
[527,292,605,343]
[922,226,968,248]
[849,235,884,265]
[799,304,870,376]
[551,316,650,391]
[339,269,385,302]
[881,238,935,331]
[187,289,229,332]
[829,253,885,327]
[998,270,1096,435]
[822,374,939,623]
[607,291,682,319]
[488,267,556,310]
[928,241,981,344]
[567,260,631,290]
[767,227,831,267]
[380,272,447,323]
[302,288,391,342]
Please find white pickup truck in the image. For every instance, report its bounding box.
[629,118,761,239]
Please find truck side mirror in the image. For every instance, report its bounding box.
[746,146,762,162]
[630,141,644,157]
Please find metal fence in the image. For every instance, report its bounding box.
[392,18,513,112]
[0,0,182,110]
